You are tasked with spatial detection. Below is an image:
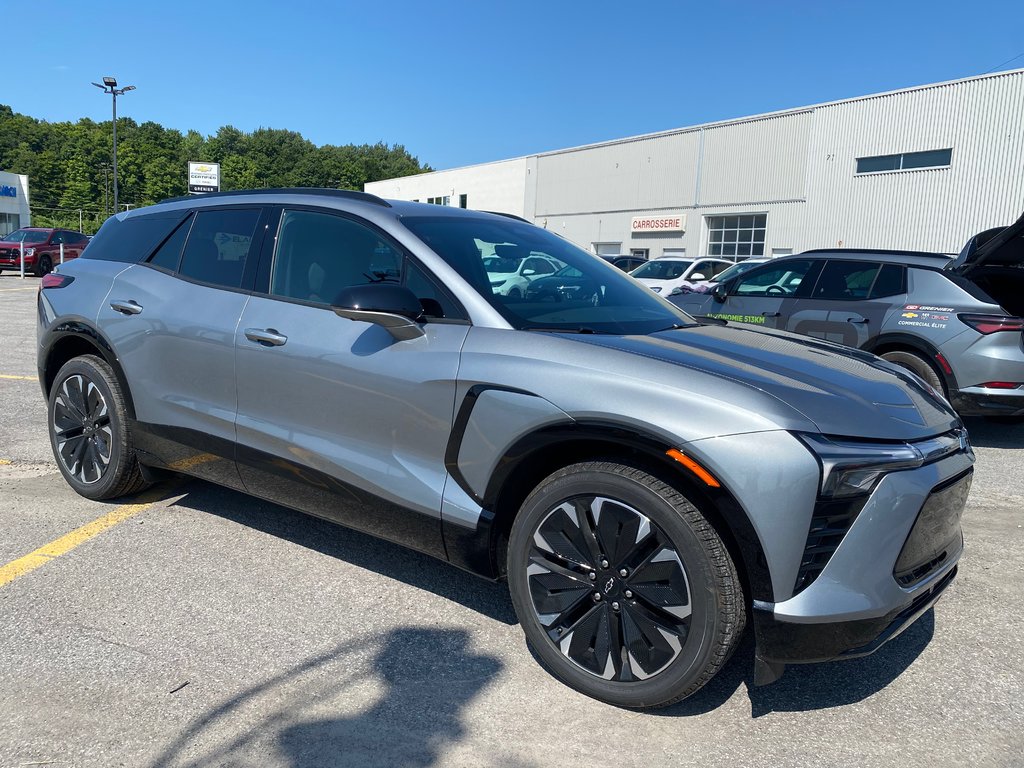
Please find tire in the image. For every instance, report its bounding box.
[507,288,522,299]
[35,254,53,277]
[47,355,150,500]
[880,350,945,397]
[507,461,745,708]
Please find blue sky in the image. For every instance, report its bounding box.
[9,1,1024,170]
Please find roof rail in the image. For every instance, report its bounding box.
[159,187,391,207]
[801,247,948,258]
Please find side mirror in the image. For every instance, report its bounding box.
[332,284,425,341]
[712,283,729,303]
[522,268,536,276]
[689,273,706,281]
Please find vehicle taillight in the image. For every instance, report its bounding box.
[958,314,1024,334]
[40,273,75,289]
[979,382,1023,389]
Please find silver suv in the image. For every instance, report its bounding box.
[37,189,974,708]
[671,212,1024,418]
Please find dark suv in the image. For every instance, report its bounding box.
[36,188,972,708]
[0,227,90,276]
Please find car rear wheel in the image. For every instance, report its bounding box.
[507,461,745,708]
[48,355,150,500]
[880,350,946,398]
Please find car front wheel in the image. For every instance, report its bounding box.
[48,355,150,500]
[507,461,745,708]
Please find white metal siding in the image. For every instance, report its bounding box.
[534,132,700,216]
[698,111,812,206]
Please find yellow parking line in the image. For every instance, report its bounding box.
[0,374,37,380]
[0,490,167,589]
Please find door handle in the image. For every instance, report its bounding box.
[761,311,780,318]
[110,299,143,315]
[244,328,288,347]
[846,318,869,324]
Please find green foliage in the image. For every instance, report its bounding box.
[0,105,432,232]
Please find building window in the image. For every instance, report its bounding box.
[427,196,451,206]
[593,242,622,256]
[630,248,649,259]
[459,194,468,209]
[707,214,766,258]
[856,148,952,174]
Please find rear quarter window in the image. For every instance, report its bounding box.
[81,211,191,264]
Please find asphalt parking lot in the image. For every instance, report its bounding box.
[1,272,1022,768]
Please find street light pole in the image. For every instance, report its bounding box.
[91,77,136,215]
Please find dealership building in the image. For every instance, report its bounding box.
[0,170,31,237]
[366,69,1024,260]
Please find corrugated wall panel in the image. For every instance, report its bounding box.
[534,132,699,216]
[802,70,1024,253]
[698,111,812,205]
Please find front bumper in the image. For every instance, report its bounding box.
[751,450,972,672]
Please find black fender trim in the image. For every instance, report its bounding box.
[443,417,775,602]
[39,320,138,419]
[863,332,961,395]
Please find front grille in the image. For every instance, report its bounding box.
[793,496,868,595]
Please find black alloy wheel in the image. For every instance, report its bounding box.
[48,355,149,500]
[508,461,745,708]
[36,254,53,277]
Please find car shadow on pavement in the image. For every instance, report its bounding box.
[960,416,1024,448]
[657,610,935,718]
[167,479,519,625]
[148,627,511,768]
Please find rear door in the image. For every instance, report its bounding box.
[98,206,269,486]
[233,206,469,555]
[788,260,905,347]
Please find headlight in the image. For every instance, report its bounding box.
[24,247,35,256]
[798,433,927,499]
[490,279,507,287]
[650,286,662,293]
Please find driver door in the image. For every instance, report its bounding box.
[703,259,819,329]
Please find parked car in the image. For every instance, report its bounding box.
[671,212,1024,417]
[483,248,563,297]
[38,188,972,708]
[598,254,648,273]
[675,257,769,295]
[0,227,89,276]
[630,256,733,294]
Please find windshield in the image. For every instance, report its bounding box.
[402,216,696,334]
[3,229,48,244]
[631,259,693,280]
[713,259,765,283]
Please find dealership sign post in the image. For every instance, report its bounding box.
[188,162,221,194]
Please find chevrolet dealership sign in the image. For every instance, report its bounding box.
[188,162,221,194]
[631,213,686,233]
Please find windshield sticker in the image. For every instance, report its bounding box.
[708,313,766,325]
[904,304,954,312]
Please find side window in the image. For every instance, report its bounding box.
[179,208,261,289]
[812,260,880,300]
[734,259,815,297]
[270,209,403,305]
[869,264,906,298]
[147,214,193,272]
[51,232,65,244]
[692,261,716,278]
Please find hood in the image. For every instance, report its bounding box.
[568,323,959,441]
[947,209,1024,277]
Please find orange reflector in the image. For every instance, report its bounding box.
[666,449,721,488]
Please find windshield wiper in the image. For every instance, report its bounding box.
[526,326,606,334]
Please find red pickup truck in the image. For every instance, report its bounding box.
[0,227,90,276]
